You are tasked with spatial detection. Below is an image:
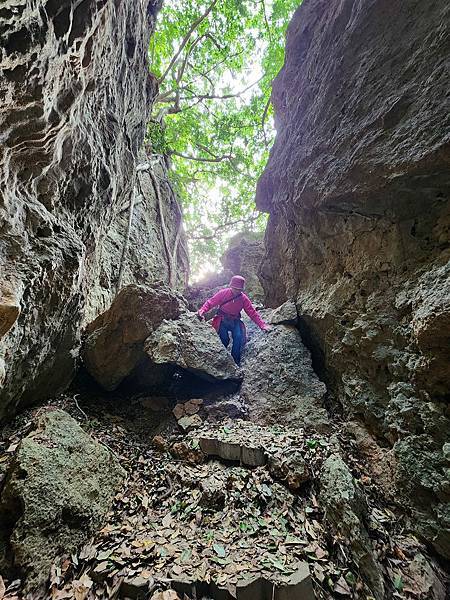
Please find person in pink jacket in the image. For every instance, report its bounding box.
[197,275,269,365]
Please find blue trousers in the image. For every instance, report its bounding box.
[218,318,243,365]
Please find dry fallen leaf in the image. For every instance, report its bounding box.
[51,585,73,600]
[0,576,5,600]
[150,591,180,600]
[334,576,351,595]
[72,573,93,600]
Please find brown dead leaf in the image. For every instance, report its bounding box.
[162,513,174,528]
[171,564,183,576]
[172,404,185,420]
[51,585,73,600]
[393,546,407,561]
[72,573,93,600]
[315,547,327,559]
[0,576,5,600]
[139,570,153,579]
[151,591,180,600]
[93,561,109,573]
[334,576,351,595]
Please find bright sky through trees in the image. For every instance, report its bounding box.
[149,0,298,279]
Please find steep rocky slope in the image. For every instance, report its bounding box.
[257,0,450,558]
[0,0,188,420]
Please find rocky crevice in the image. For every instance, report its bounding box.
[0,0,449,597]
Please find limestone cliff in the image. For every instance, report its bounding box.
[257,0,450,557]
[0,0,188,419]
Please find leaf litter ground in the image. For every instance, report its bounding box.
[0,392,448,600]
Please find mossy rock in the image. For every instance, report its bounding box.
[0,409,125,592]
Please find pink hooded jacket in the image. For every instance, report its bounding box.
[198,288,267,335]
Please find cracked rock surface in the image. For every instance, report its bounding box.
[256,0,450,556]
[0,0,188,420]
[239,315,329,432]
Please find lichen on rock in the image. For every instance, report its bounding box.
[0,409,125,591]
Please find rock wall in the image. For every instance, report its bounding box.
[257,0,450,557]
[221,231,265,303]
[84,157,189,323]
[0,0,188,419]
[187,231,265,310]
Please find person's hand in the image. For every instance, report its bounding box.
[263,325,272,332]
[197,312,205,321]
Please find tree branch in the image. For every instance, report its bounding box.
[187,215,260,241]
[158,0,218,85]
[171,150,234,163]
[169,76,265,105]
[261,0,272,42]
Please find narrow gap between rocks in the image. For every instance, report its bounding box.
[0,1,448,600]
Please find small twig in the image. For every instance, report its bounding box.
[73,394,88,421]
[95,437,122,462]
[160,475,174,500]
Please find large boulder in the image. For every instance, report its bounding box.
[239,318,329,431]
[0,410,125,591]
[82,284,185,390]
[320,455,384,599]
[145,312,242,382]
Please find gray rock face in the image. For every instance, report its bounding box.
[82,284,185,391]
[145,312,242,382]
[257,0,450,555]
[240,320,329,431]
[0,0,188,419]
[394,436,450,559]
[269,301,298,325]
[320,455,384,599]
[0,409,125,591]
[84,157,189,323]
[221,232,265,304]
[187,232,265,311]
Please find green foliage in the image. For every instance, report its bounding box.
[146,120,168,155]
[149,0,299,277]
